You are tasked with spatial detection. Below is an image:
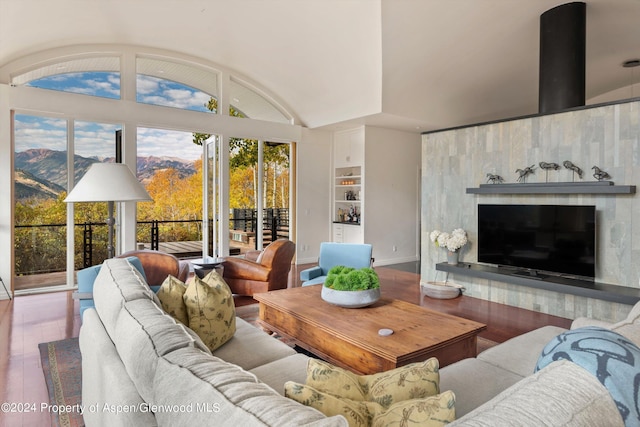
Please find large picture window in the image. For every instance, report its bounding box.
[4,46,298,293]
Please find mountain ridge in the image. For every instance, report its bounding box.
[15,148,196,201]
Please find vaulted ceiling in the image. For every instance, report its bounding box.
[1,0,639,133]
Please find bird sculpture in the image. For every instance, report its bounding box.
[515,165,536,183]
[592,166,611,181]
[563,160,583,180]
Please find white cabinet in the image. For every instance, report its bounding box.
[332,223,363,243]
[334,128,364,168]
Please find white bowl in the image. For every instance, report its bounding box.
[321,286,381,308]
[420,281,464,299]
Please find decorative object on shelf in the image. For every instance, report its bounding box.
[563,160,583,181]
[420,280,465,299]
[344,190,357,200]
[446,250,459,265]
[321,265,381,308]
[485,173,504,184]
[539,162,561,182]
[515,165,536,183]
[429,228,468,264]
[592,166,611,181]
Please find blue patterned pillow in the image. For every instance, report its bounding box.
[535,326,640,426]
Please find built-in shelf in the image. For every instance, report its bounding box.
[466,181,636,195]
[436,262,640,305]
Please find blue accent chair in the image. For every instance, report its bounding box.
[300,242,373,286]
[76,256,146,320]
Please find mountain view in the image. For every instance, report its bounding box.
[15,148,197,201]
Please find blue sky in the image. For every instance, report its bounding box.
[15,72,212,161]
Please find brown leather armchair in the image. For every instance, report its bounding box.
[118,249,190,286]
[222,239,296,296]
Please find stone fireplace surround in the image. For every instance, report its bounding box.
[421,98,640,324]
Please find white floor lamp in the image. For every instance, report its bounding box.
[65,163,152,259]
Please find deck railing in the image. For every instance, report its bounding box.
[14,208,289,277]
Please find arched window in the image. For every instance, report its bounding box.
[3,46,300,293]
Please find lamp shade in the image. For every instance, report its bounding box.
[64,163,152,203]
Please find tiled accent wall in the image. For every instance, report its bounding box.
[421,100,640,323]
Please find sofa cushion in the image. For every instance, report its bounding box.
[249,353,311,395]
[285,382,455,427]
[536,326,640,426]
[157,275,189,325]
[113,297,210,402]
[154,346,348,426]
[477,325,567,377]
[213,317,297,370]
[184,271,236,351]
[305,358,440,408]
[93,258,159,340]
[449,360,623,427]
[438,358,523,418]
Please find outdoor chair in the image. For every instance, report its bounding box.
[300,242,373,286]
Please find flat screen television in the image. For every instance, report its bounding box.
[477,204,596,279]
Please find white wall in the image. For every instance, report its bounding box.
[295,128,333,264]
[364,126,421,265]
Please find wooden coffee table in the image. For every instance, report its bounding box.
[253,285,486,374]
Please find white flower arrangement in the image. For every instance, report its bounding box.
[430,228,468,252]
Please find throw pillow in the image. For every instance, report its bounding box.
[285,382,379,427]
[183,271,236,352]
[305,358,439,409]
[371,390,456,427]
[156,275,189,325]
[284,382,455,427]
[536,326,640,426]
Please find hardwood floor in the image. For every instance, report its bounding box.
[0,262,572,426]
[0,291,81,426]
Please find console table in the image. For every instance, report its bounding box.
[436,262,640,305]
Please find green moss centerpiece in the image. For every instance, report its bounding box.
[321,265,381,308]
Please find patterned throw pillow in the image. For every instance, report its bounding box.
[285,382,378,426]
[183,271,236,352]
[156,275,189,325]
[305,358,440,409]
[536,326,640,426]
[371,390,456,427]
[284,382,455,427]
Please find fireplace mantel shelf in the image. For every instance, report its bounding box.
[466,181,636,195]
[436,262,640,305]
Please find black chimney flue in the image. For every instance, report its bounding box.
[539,2,586,114]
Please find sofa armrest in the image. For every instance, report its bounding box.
[300,266,322,281]
[571,317,614,330]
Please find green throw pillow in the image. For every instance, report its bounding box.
[156,275,189,325]
[183,271,236,351]
[306,358,440,408]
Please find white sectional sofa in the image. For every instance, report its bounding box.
[80,258,626,426]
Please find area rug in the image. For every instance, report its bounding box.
[38,337,84,427]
